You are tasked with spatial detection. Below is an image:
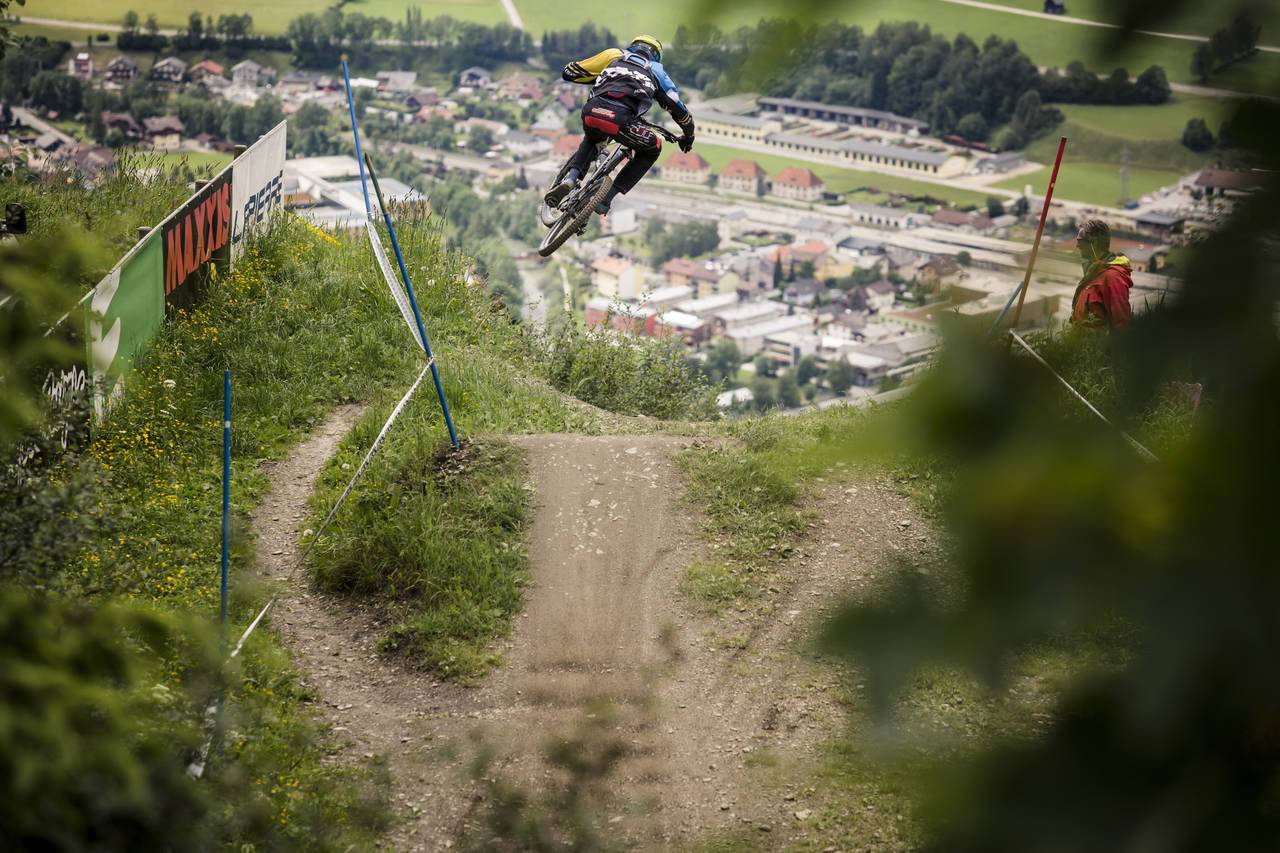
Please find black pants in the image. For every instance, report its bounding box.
[565,95,662,194]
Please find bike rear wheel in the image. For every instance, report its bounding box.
[537,176,612,258]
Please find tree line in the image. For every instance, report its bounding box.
[285,10,531,71]
[663,20,1169,147]
[116,10,289,53]
[1191,13,1263,83]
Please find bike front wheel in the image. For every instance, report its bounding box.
[537,177,612,258]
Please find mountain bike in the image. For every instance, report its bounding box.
[537,120,680,258]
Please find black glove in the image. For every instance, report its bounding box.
[678,133,694,153]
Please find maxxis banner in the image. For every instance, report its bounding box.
[84,120,287,418]
[162,168,232,312]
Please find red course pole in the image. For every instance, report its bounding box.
[989,136,1068,336]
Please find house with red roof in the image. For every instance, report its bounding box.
[661,150,712,185]
[770,167,825,202]
[188,59,226,83]
[719,159,766,195]
[662,258,741,299]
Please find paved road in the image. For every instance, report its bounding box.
[1168,81,1280,103]
[939,0,1280,53]
[11,106,78,146]
[499,0,524,30]
[13,15,179,35]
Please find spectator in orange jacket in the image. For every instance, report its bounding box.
[1071,218,1133,331]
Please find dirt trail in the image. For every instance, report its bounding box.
[255,415,928,850]
[252,405,479,849]
[255,424,711,848]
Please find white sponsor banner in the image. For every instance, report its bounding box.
[230,121,287,260]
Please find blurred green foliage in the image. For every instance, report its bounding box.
[0,587,212,849]
[0,227,103,452]
[818,100,1280,853]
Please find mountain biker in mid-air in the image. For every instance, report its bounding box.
[543,35,695,216]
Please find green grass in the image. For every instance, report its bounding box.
[19,0,505,34]
[150,149,235,172]
[309,434,533,681]
[675,334,1192,852]
[2,149,190,272]
[664,141,990,206]
[523,0,1280,94]
[41,216,431,848]
[976,0,1280,42]
[544,322,719,419]
[24,0,1280,94]
[1058,94,1232,141]
[1054,96,1233,144]
[679,560,749,613]
[996,158,1185,206]
[991,94,1225,205]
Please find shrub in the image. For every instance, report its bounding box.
[1181,117,1215,152]
[0,586,213,849]
[544,323,717,420]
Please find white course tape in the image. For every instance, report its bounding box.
[368,220,424,353]
[1009,331,1159,462]
[189,363,430,781]
[186,598,278,780]
[302,363,432,561]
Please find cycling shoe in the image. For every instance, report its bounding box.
[544,178,577,207]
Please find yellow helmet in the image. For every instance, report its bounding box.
[629,34,663,61]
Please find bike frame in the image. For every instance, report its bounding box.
[537,120,681,256]
[542,120,679,226]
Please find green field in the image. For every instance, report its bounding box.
[1058,94,1230,141]
[977,0,1280,42]
[19,0,1280,94]
[523,0,1280,93]
[659,140,991,206]
[995,158,1184,206]
[17,0,505,34]
[150,150,234,170]
[14,20,295,72]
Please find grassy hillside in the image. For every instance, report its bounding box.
[996,158,1186,206]
[18,0,506,33]
[523,0,1280,93]
[21,0,1280,94]
[976,0,1280,40]
[1057,94,1231,141]
[0,146,718,846]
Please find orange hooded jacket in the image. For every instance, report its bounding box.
[1071,254,1133,331]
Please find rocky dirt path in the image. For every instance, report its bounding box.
[255,415,930,850]
[252,405,481,850]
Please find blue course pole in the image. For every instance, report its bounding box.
[363,153,460,448]
[220,369,231,637]
[341,55,461,450]
[340,57,373,219]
